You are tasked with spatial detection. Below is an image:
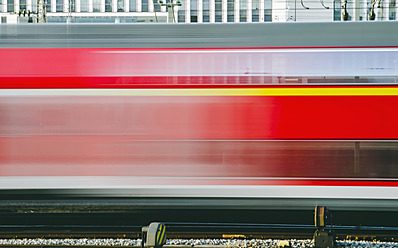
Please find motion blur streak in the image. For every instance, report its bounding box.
[0,47,397,87]
[1,88,398,180]
[2,87,398,96]
[1,23,398,211]
[2,90,398,141]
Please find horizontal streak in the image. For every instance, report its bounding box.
[1,136,398,142]
[96,48,398,54]
[1,88,398,96]
[2,177,398,201]
[2,176,398,186]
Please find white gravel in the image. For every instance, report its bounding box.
[0,238,396,247]
[167,239,314,247]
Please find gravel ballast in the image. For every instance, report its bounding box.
[0,238,397,247]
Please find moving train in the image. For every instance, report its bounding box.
[0,22,398,211]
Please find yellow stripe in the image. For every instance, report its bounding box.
[159,225,166,244]
[99,87,398,96]
[162,230,166,244]
[156,225,162,244]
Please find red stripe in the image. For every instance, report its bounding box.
[0,47,395,89]
[2,45,397,50]
[0,76,276,88]
[0,96,397,139]
[1,77,398,89]
[132,179,398,187]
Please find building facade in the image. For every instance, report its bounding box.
[0,0,396,23]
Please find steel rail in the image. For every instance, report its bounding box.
[0,223,397,240]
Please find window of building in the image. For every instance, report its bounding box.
[227,0,234,21]
[203,0,209,21]
[7,0,14,12]
[215,10,221,21]
[20,0,26,10]
[32,0,37,11]
[129,0,136,11]
[190,9,197,21]
[264,9,271,21]
[203,10,209,21]
[239,0,246,21]
[45,0,51,12]
[190,0,197,21]
[154,0,160,11]
[178,9,185,22]
[252,9,258,21]
[333,0,340,20]
[93,0,100,11]
[239,9,246,21]
[215,0,221,21]
[142,0,148,11]
[56,0,63,11]
[264,0,271,21]
[251,0,258,21]
[117,0,123,11]
[227,10,234,21]
[105,0,111,11]
[390,0,396,20]
[81,0,88,11]
[70,0,75,11]
[178,0,185,22]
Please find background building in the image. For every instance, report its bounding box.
[0,0,396,23]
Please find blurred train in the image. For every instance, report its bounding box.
[0,22,398,211]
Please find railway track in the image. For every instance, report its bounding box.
[0,222,398,240]
[0,236,397,248]
[0,225,397,248]
[0,205,397,247]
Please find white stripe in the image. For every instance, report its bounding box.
[0,176,390,181]
[3,88,398,97]
[0,177,397,199]
[0,135,397,143]
[95,48,398,54]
